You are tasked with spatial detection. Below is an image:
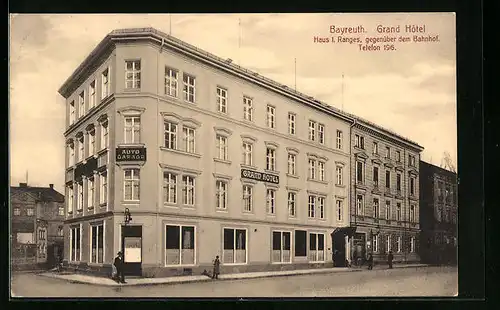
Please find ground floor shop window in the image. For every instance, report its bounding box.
[272,231,291,263]
[165,225,195,266]
[308,233,325,262]
[223,228,247,264]
[294,230,307,257]
[90,223,104,264]
[70,226,81,262]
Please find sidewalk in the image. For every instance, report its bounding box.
[38,263,429,287]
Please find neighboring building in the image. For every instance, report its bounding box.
[58,28,356,277]
[419,161,458,265]
[10,183,65,269]
[348,121,424,265]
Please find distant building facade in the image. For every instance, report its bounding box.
[419,161,457,265]
[10,183,65,269]
[348,121,424,265]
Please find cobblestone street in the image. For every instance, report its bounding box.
[11,266,457,298]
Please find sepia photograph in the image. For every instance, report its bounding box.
[9,13,458,298]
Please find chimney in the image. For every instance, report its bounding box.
[49,184,54,189]
[19,183,28,187]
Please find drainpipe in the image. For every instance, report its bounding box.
[156,38,165,268]
[349,118,357,264]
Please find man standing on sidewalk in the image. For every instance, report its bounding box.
[114,251,126,284]
[387,251,394,269]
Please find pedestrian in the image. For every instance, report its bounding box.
[212,255,220,279]
[387,251,394,269]
[367,252,373,270]
[114,251,126,284]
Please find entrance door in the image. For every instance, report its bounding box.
[332,232,347,267]
[121,225,142,276]
[352,233,366,265]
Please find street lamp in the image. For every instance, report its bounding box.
[124,208,132,225]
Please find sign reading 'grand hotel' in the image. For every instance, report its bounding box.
[241,169,280,184]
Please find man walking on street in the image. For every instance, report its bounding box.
[212,255,220,279]
[387,251,394,269]
[114,251,126,284]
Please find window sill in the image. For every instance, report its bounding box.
[118,143,146,148]
[354,146,365,151]
[97,148,108,155]
[214,158,231,165]
[308,178,328,185]
[160,147,201,158]
[242,211,254,215]
[335,184,346,188]
[215,209,228,213]
[271,261,292,265]
[99,203,107,208]
[124,88,141,92]
[164,203,178,208]
[122,201,140,205]
[240,164,257,170]
[88,262,105,267]
[286,173,299,179]
[266,213,276,217]
[308,261,326,264]
[183,99,196,104]
[264,170,280,175]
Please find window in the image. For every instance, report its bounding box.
[318,161,325,181]
[163,172,177,204]
[69,101,76,125]
[77,182,83,211]
[57,226,64,236]
[87,178,95,209]
[336,130,343,149]
[242,185,253,212]
[385,170,391,189]
[318,197,325,219]
[267,105,276,129]
[124,116,141,144]
[58,206,65,216]
[27,208,34,216]
[308,120,316,141]
[308,159,316,179]
[355,134,365,149]
[272,231,292,263]
[386,235,391,253]
[309,233,325,262]
[77,136,84,162]
[356,161,364,184]
[100,120,109,150]
[68,185,74,213]
[68,143,75,167]
[397,236,402,253]
[410,177,416,196]
[266,148,276,171]
[373,166,379,186]
[182,176,195,206]
[13,208,20,216]
[373,142,378,154]
[243,96,253,121]
[397,173,402,191]
[78,91,85,118]
[385,201,391,220]
[373,198,379,218]
[223,228,247,264]
[70,226,81,262]
[410,205,416,222]
[165,67,178,97]
[287,153,296,175]
[356,195,364,216]
[164,121,178,150]
[90,223,104,264]
[89,81,96,109]
[88,129,96,156]
[266,189,276,215]
[165,225,195,266]
[215,180,227,210]
[294,230,307,257]
[336,199,343,221]
[336,165,343,185]
[318,124,325,144]
[373,234,379,252]
[125,60,141,89]
[396,203,402,221]
[288,192,296,217]
[385,146,391,159]
[99,172,107,205]
[410,236,415,253]
[183,127,196,153]
[183,74,196,103]
[216,135,228,160]
[101,68,109,99]
[288,113,296,135]
[308,195,316,218]
[124,169,140,201]
[242,142,253,166]
[396,150,401,162]
[217,87,227,113]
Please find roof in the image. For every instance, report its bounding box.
[58,27,423,150]
[420,160,457,179]
[10,186,65,203]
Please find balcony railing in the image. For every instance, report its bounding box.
[98,150,108,167]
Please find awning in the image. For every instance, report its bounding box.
[331,226,357,238]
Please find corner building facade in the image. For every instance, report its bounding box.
[59,28,354,277]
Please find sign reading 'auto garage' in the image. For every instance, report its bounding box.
[116,147,147,162]
[241,169,279,184]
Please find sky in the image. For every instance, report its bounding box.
[9,13,457,193]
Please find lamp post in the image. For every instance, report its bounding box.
[124,208,132,226]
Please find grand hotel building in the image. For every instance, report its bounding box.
[59,28,356,277]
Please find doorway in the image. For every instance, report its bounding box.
[352,233,366,266]
[332,231,347,267]
[121,225,142,276]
